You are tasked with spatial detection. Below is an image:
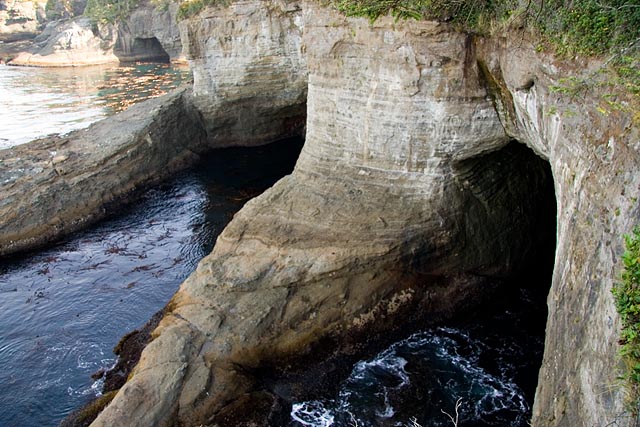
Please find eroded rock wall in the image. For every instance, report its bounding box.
[179,0,307,147]
[90,4,557,427]
[477,36,640,426]
[116,0,183,62]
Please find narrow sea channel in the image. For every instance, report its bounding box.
[0,138,304,426]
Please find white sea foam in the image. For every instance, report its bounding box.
[291,401,335,426]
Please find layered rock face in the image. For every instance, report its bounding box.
[9,16,119,66]
[116,0,183,63]
[0,1,309,255]
[0,0,46,42]
[1,0,634,425]
[476,37,640,426]
[179,0,307,147]
[90,4,557,427]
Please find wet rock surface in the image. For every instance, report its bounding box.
[0,88,207,255]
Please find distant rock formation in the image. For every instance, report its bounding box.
[0,0,47,42]
[7,0,184,66]
[115,0,183,63]
[9,16,118,66]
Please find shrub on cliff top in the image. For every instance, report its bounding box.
[84,0,138,23]
[612,226,640,414]
[331,0,640,57]
[177,0,228,19]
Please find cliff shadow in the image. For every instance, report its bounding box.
[452,140,557,407]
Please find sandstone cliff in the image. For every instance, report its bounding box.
[91,2,627,427]
[0,0,307,255]
[1,0,637,426]
[477,36,639,426]
[179,0,307,146]
[115,0,184,63]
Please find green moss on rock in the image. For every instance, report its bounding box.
[613,226,640,414]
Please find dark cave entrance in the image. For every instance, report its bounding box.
[286,141,557,427]
[115,36,171,64]
[452,139,557,413]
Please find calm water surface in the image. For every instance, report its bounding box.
[0,138,304,426]
[0,63,190,148]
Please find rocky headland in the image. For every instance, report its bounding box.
[3,0,185,66]
[1,0,638,426]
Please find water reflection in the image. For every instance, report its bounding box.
[0,63,191,148]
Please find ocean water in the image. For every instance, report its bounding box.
[0,134,304,426]
[290,283,548,427]
[0,63,550,427]
[0,63,190,148]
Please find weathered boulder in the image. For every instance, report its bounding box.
[179,0,307,147]
[9,16,118,66]
[115,0,183,63]
[90,4,558,427]
[0,88,207,256]
[0,0,46,42]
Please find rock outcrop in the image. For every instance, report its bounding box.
[477,36,640,426]
[0,1,307,255]
[115,0,184,63]
[9,16,118,66]
[179,0,307,146]
[0,0,46,42]
[1,0,637,425]
[0,88,207,255]
[89,4,560,427]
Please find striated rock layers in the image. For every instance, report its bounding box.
[0,1,307,254]
[90,4,564,427]
[2,0,637,426]
[0,89,206,255]
[477,37,640,426]
[179,0,307,147]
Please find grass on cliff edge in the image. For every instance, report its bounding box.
[331,0,640,55]
[613,227,640,415]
